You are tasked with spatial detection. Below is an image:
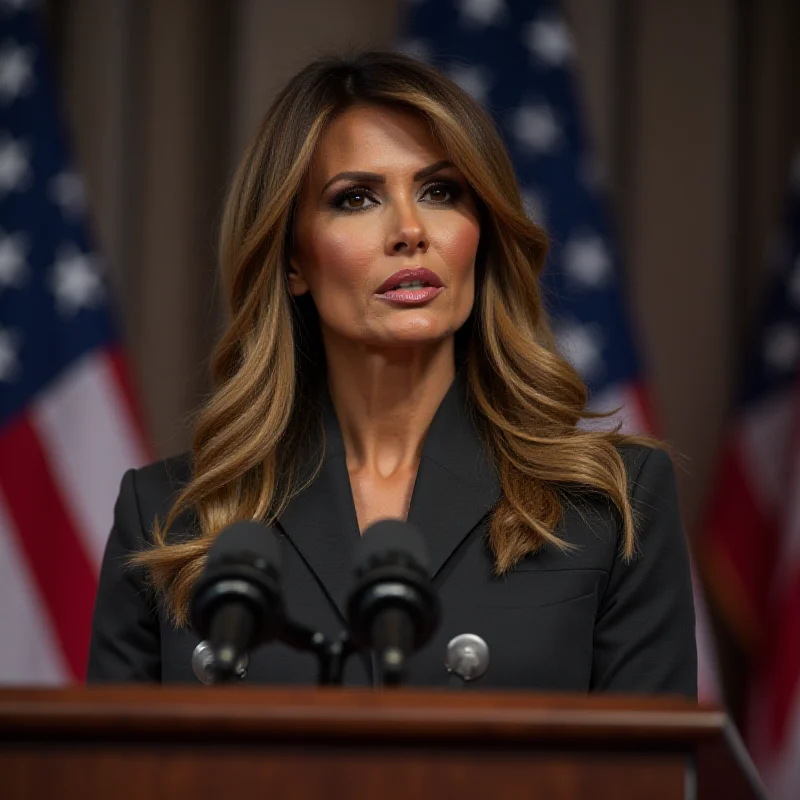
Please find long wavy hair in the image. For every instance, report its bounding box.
[133,50,660,626]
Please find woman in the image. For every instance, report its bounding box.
[87,51,697,695]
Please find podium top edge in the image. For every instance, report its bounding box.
[0,686,724,745]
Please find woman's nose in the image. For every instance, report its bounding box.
[387,201,429,255]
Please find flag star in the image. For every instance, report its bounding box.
[458,0,506,27]
[0,40,34,103]
[511,103,562,154]
[0,230,28,289]
[396,38,431,63]
[49,245,105,316]
[0,327,20,382]
[562,233,613,288]
[520,187,547,225]
[49,169,86,218]
[524,14,574,66]
[556,321,604,380]
[763,323,800,373]
[0,135,31,194]
[447,64,492,105]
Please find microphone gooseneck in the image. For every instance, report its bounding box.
[346,519,441,686]
[189,521,284,683]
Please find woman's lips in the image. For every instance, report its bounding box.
[375,286,444,305]
[376,267,444,294]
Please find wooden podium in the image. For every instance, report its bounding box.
[0,687,767,799]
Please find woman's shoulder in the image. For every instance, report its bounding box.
[552,443,677,554]
[116,452,194,544]
[131,452,193,502]
[614,442,678,497]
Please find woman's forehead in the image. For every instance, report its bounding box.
[308,105,448,180]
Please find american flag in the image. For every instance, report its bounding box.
[401,0,719,700]
[700,149,800,799]
[0,1,148,683]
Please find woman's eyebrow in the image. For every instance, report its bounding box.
[320,160,455,194]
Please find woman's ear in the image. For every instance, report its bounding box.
[287,257,309,296]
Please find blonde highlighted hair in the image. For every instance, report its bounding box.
[133,50,660,625]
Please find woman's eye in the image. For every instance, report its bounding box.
[331,181,462,211]
[423,182,461,204]
[332,188,376,211]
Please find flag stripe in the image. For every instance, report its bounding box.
[0,490,67,684]
[702,436,777,650]
[740,389,798,514]
[0,413,98,681]
[763,569,800,745]
[31,350,148,567]
[107,346,152,459]
[765,689,800,800]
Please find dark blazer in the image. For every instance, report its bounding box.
[87,371,697,697]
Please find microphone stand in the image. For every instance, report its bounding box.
[199,618,356,687]
[278,618,355,686]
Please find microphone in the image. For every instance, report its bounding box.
[346,519,440,686]
[190,521,283,682]
[445,633,490,684]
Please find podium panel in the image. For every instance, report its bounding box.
[0,687,766,800]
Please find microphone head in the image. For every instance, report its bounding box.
[353,518,430,579]
[445,633,490,682]
[190,520,283,644]
[347,519,440,652]
[206,520,282,573]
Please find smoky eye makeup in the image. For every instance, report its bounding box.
[328,178,466,213]
[422,179,464,204]
[328,185,379,212]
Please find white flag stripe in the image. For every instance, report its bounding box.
[739,388,797,511]
[763,690,800,800]
[694,568,720,702]
[0,489,67,684]
[31,350,147,568]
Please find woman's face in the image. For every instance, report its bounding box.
[289,104,480,351]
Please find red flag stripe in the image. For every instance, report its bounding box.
[699,536,760,652]
[760,411,800,748]
[630,381,658,434]
[700,437,782,651]
[761,567,800,747]
[0,414,98,681]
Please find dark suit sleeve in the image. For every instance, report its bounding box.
[590,447,698,698]
[86,468,161,682]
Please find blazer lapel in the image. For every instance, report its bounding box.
[276,369,502,619]
[406,370,502,578]
[275,392,359,622]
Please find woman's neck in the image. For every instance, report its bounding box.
[323,335,456,479]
